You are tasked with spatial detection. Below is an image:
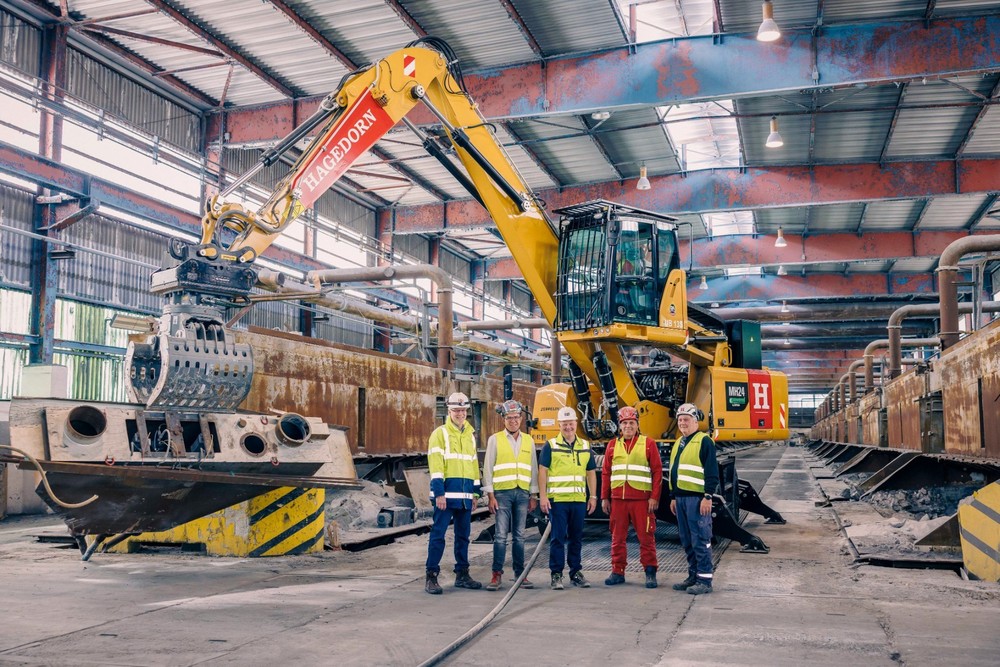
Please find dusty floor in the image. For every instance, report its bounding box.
[0,446,997,666]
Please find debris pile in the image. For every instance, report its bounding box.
[845,514,953,557]
[867,485,981,519]
[325,480,416,530]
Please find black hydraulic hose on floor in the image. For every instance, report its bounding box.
[417,521,552,667]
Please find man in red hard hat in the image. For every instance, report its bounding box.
[601,406,663,588]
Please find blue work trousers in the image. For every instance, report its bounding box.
[547,501,585,575]
[425,505,472,574]
[675,495,713,583]
[492,488,530,575]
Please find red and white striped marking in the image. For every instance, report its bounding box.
[778,403,787,429]
[402,54,416,78]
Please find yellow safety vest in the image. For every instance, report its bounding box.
[610,436,652,491]
[668,432,707,493]
[492,431,532,491]
[546,435,591,502]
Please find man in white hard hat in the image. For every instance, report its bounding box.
[482,399,539,591]
[538,406,597,590]
[667,402,719,596]
[424,392,483,594]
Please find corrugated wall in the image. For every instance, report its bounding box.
[65,49,201,153]
[0,183,33,288]
[0,8,41,75]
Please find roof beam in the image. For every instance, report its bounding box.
[498,0,544,58]
[383,0,427,38]
[689,272,936,303]
[265,0,358,69]
[215,15,1000,144]
[956,76,1000,158]
[144,0,296,98]
[390,158,1000,232]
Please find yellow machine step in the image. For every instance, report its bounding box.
[103,487,326,557]
[958,481,1000,581]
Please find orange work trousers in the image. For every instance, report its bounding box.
[609,498,657,573]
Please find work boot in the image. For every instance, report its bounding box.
[570,571,590,588]
[550,572,564,590]
[425,570,443,595]
[604,572,626,586]
[454,569,482,590]
[686,580,713,595]
[519,577,534,589]
[671,574,697,591]
[644,566,658,589]
[486,571,502,591]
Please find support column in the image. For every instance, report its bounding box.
[373,210,394,353]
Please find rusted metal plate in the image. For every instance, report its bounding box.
[845,403,860,443]
[938,319,1000,458]
[884,371,924,450]
[858,392,881,446]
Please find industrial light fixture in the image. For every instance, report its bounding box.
[636,163,651,191]
[48,248,76,260]
[774,226,787,248]
[591,111,611,120]
[781,300,790,313]
[784,337,791,345]
[109,313,156,333]
[765,116,784,148]
[699,275,709,290]
[776,264,787,276]
[757,1,781,42]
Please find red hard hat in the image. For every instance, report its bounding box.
[618,406,639,422]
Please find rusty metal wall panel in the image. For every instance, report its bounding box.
[0,183,34,288]
[0,8,41,75]
[859,392,881,446]
[938,318,1000,458]
[884,372,923,450]
[845,403,859,443]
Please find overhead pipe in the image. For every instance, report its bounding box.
[308,265,454,370]
[453,317,558,378]
[863,337,939,392]
[887,301,1000,379]
[255,269,420,331]
[936,234,1000,350]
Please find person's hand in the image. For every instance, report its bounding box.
[648,498,659,513]
[587,497,597,515]
[539,497,550,515]
[669,499,676,516]
[488,496,498,514]
[700,497,712,516]
[436,496,447,511]
[528,497,538,512]
[601,499,610,515]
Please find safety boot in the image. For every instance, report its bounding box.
[425,570,443,595]
[686,579,713,595]
[570,571,590,588]
[454,569,482,590]
[644,566,658,589]
[550,572,564,590]
[486,571,502,591]
[671,574,697,591]
[604,572,626,586]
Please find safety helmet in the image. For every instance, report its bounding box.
[497,399,523,417]
[446,392,471,409]
[676,403,702,419]
[618,406,639,423]
[556,406,578,422]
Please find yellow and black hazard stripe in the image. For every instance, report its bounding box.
[958,482,1000,581]
[247,487,326,557]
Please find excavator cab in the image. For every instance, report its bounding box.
[555,201,680,333]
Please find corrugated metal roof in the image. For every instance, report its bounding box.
[860,200,923,231]
[720,0,819,34]
[0,7,42,75]
[962,106,1000,155]
[916,193,991,230]
[510,116,622,184]
[593,108,679,177]
[512,0,626,56]
[288,0,416,67]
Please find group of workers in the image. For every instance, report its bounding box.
[424,393,719,597]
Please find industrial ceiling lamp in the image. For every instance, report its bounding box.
[757,1,781,42]
[774,226,787,248]
[776,264,787,276]
[636,163,651,191]
[699,275,709,290]
[765,116,784,148]
[781,300,790,313]
[591,111,611,120]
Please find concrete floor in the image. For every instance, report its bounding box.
[0,446,997,666]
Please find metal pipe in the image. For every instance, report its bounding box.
[307,265,454,370]
[550,336,562,382]
[452,334,549,368]
[887,301,1000,378]
[458,318,549,331]
[937,234,1000,350]
[863,337,940,391]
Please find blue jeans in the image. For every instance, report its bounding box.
[675,495,713,583]
[425,506,472,574]
[492,488,530,575]
[548,501,585,575]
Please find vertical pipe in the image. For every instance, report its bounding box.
[550,336,561,382]
[864,354,874,392]
[937,267,960,350]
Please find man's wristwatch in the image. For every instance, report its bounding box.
[703,493,712,500]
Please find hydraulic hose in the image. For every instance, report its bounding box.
[592,351,620,432]
[0,445,98,509]
[567,360,594,422]
[418,521,552,667]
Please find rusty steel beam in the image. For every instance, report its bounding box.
[690,273,937,302]
[144,0,296,98]
[384,0,427,38]
[80,24,225,57]
[265,0,358,69]
[498,0,544,58]
[393,159,1000,233]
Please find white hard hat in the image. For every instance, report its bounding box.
[557,406,578,422]
[676,403,702,419]
[446,392,470,409]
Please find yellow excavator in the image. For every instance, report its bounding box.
[128,37,789,447]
